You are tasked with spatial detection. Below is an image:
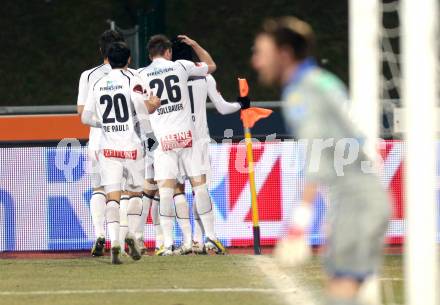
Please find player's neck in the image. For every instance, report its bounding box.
[281,63,298,86]
[151,55,168,61]
[103,58,109,65]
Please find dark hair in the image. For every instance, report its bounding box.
[99,29,125,58]
[147,34,172,57]
[107,42,131,68]
[261,16,315,60]
[172,38,198,61]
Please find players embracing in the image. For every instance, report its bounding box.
[78,28,245,262]
[138,34,227,256]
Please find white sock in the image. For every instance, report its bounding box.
[127,196,143,237]
[193,184,216,240]
[119,196,129,249]
[152,197,163,248]
[136,194,153,240]
[159,187,175,248]
[174,193,192,247]
[105,200,120,247]
[90,192,106,238]
[192,198,205,244]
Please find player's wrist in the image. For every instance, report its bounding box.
[237,96,250,109]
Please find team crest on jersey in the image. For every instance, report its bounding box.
[133,84,143,94]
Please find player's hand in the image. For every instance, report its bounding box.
[237,96,250,109]
[177,35,197,47]
[145,92,161,114]
[274,204,312,266]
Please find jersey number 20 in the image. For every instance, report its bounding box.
[100,93,129,123]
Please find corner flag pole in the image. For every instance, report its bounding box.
[238,78,272,255]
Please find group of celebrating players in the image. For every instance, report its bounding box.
[77,30,249,264]
[76,17,391,304]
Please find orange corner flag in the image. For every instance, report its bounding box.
[238,78,249,98]
[240,107,273,129]
[238,78,272,128]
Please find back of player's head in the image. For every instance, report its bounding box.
[99,29,125,58]
[260,16,315,60]
[147,34,172,58]
[107,42,131,68]
[171,38,198,61]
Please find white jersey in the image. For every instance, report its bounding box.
[188,74,241,141]
[83,69,150,158]
[77,64,111,151]
[138,58,208,151]
[77,64,140,150]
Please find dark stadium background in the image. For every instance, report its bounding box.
[0,0,348,136]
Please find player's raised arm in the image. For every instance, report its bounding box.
[206,75,242,114]
[178,35,216,73]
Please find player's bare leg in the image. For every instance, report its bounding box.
[106,190,122,265]
[156,179,177,256]
[189,175,226,254]
[173,183,193,255]
[125,190,144,261]
[90,186,106,257]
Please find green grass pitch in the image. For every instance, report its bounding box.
[0,254,403,305]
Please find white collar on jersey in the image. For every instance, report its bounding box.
[108,68,127,75]
[152,57,170,63]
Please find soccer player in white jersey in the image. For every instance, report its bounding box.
[138,34,224,256]
[77,30,124,257]
[82,42,160,264]
[171,37,250,255]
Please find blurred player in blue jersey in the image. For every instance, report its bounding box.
[252,17,390,305]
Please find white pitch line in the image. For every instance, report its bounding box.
[0,288,297,296]
[381,278,403,281]
[252,256,316,305]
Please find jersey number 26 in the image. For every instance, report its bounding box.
[149,75,181,106]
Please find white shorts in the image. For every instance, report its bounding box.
[154,147,201,181]
[87,149,102,189]
[99,149,145,193]
[177,141,211,184]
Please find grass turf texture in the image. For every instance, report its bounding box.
[0,255,403,305]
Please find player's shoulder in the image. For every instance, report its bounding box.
[91,73,110,91]
[306,67,347,94]
[174,59,195,71]
[82,64,111,84]
[126,68,141,78]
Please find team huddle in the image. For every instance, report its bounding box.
[77,30,247,264]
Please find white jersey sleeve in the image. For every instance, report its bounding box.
[176,60,208,77]
[206,75,241,115]
[77,71,89,106]
[81,86,101,128]
[130,81,152,134]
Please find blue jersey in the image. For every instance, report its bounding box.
[282,59,369,184]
